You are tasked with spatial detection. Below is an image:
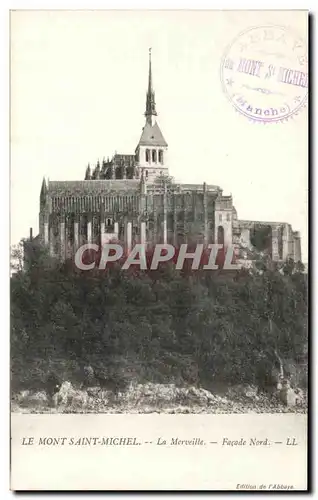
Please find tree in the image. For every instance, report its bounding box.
[10,240,25,273]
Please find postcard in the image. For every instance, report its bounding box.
[10,9,308,491]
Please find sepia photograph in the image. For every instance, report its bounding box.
[10,9,308,490]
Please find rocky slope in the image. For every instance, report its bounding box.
[11,382,307,414]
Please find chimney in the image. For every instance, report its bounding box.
[29,227,33,241]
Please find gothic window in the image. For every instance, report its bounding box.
[67,215,74,244]
[126,166,134,179]
[79,215,87,240]
[185,193,192,206]
[152,149,157,163]
[93,216,99,242]
[106,218,113,227]
[217,226,224,245]
[53,217,59,238]
[145,149,150,162]
[278,226,284,260]
[115,166,122,179]
[187,211,194,222]
[168,213,174,228]
[227,213,231,221]
[105,167,112,179]
[177,211,183,222]
[145,170,148,178]
[84,196,89,212]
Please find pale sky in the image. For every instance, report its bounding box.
[10,10,308,258]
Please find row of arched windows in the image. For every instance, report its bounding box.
[145,149,164,164]
[219,213,231,222]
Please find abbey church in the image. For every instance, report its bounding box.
[34,50,301,265]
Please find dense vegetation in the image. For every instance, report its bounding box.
[11,244,308,394]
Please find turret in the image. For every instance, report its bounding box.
[40,177,48,208]
[85,163,91,180]
[95,160,101,180]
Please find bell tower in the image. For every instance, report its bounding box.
[135,48,169,183]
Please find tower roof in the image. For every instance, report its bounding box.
[138,121,168,147]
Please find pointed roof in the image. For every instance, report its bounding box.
[138,121,167,147]
[40,176,47,194]
[40,177,48,207]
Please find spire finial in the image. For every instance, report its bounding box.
[148,47,152,93]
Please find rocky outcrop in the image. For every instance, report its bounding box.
[53,381,88,409]
[11,382,307,414]
[12,390,48,408]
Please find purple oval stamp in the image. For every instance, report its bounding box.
[220,25,308,123]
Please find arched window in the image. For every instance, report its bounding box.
[227,213,231,222]
[115,166,122,179]
[219,213,222,222]
[278,225,284,260]
[145,170,148,178]
[152,149,157,163]
[135,150,139,163]
[145,149,150,162]
[126,166,134,179]
[107,218,112,227]
[217,226,224,245]
[159,150,163,163]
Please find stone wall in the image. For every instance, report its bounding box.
[38,182,301,263]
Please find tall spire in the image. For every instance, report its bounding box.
[145,48,157,124]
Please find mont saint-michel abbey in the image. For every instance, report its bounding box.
[35,51,301,265]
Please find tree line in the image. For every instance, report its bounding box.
[11,242,308,393]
